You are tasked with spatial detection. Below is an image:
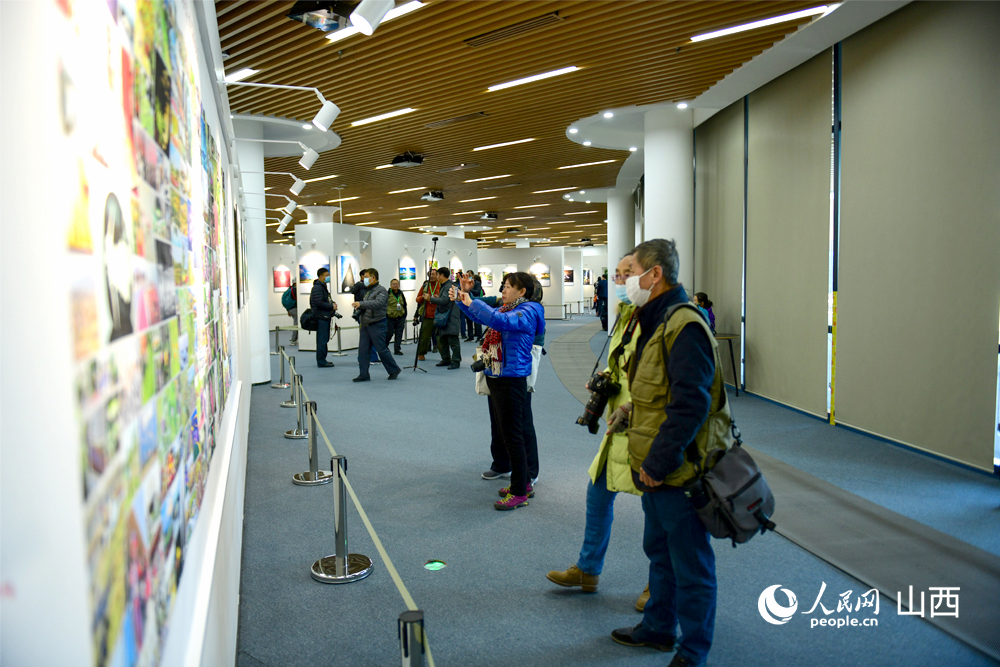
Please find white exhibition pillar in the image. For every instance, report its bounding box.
[643,106,694,287]
[606,187,634,330]
[301,205,339,224]
[234,121,272,384]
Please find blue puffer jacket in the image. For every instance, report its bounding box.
[460,299,544,378]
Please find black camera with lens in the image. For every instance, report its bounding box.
[575,373,620,434]
[470,358,487,373]
[333,310,343,319]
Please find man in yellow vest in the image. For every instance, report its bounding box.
[609,239,731,667]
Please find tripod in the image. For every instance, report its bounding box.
[405,236,439,372]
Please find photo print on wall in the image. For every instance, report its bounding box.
[583,269,593,285]
[300,252,331,284]
[478,268,493,288]
[530,263,551,287]
[564,267,574,285]
[273,266,291,292]
[397,258,417,292]
[338,253,359,294]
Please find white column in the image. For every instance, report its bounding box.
[635,204,643,246]
[643,106,694,287]
[235,121,272,384]
[606,187,633,330]
[300,205,339,224]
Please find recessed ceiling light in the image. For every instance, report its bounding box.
[344,211,373,216]
[579,223,603,227]
[459,197,495,202]
[375,164,393,169]
[388,186,427,194]
[472,138,535,151]
[355,221,379,226]
[526,227,548,231]
[302,124,313,130]
[303,174,339,183]
[580,190,585,194]
[691,6,830,42]
[465,174,511,183]
[487,66,580,92]
[568,128,578,134]
[603,112,614,119]
[266,222,279,227]
[326,196,359,203]
[483,182,520,189]
[549,220,575,224]
[565,211,598,215]
[629,146,638,151]
[399,205,428,210]
[514,204,549,209]
[506,216,535,220]
[402,216,428,221]
[351,107,417,127]
[558,160,617,169]
[582,141,592,146]
[533,187,577,194]
[677,103,688,110]
[224,68,258,83]
[452,210,483,215]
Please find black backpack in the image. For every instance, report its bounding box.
[300,308,318,331]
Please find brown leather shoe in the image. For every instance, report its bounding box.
[417,355,426,360]
[546,565,598,593]
[636,584,650,612]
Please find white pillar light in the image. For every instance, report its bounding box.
[313,100,341,131]
[300,147,319,170]
[226,81,340,130]
[350,0,395,35]
[290,177,306,196]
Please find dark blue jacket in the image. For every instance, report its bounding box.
[460,299,544,377]
[632,285,715,486]
[310,279,335,320]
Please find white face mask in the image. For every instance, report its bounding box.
[625,267,654,307]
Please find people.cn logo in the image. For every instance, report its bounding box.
[758,585,798,625]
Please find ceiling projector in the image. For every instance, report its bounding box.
[392,151,424,167]
[420,190,444,202]
[481,212,498,221]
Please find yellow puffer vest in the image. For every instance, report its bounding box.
[627,303,735,487]
[588,303,641,496]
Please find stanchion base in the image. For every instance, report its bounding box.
[280,400,297,408]
[271,382,290,389]
[284,428,308,439]
[311,554,373,584]
[292,470,333,486]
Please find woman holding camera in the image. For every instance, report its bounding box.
[547,254,648,609]
[453,272,544,511]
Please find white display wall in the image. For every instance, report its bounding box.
[581,248,609,303]
[563,249,584,313]
[478,247,567,319]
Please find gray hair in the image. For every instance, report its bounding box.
[631,239,679,285]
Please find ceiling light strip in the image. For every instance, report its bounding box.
[472,138,536,151]
[351,107,417,127]
[487,66,580,92]
[465,174,512,183]
[532,187,577,193]
[557,160,617,169]
[691,6,830,42]
[388,186,427,194]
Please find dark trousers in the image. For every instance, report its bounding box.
[485,376,529,496]
[597,298,608,329]
[641,487,716,664]
[437,333,461,363]
[358,319,401,378]
[385,316,406,353]
[461,313,481,339]
[417,317,437,355]
[316,318,331,365]
[488,391,538,479]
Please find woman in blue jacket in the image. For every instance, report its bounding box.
[453,272,544,511]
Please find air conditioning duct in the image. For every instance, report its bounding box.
[391,151,424,167]
[420,190,444,202]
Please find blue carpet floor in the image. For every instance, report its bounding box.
[236,322,998,667]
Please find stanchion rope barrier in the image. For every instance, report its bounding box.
[280,349,435,667]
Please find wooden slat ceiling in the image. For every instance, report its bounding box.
[217,0,824,247]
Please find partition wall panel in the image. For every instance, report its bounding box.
[695,100,745,387]
[745,51,832,416]
[837,2,1000,469]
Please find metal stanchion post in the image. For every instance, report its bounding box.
[285,375,308,439]
[311,456,374,584]
[271,326,280,355]
[280,357,297,408]
[271,346,290,389]
[293,402,332,485]
[398,611,426,667]
[330,324,348,357]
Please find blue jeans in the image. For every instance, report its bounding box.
[358,319,400,378]
[576,467,617,576]
[641,487,716,665]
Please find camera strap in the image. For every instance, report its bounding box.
[588,313,620,378]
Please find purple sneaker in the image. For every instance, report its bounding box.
[499,484,533,498]
[494,493,529,511]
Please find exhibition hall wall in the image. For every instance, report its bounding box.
[478,247,567,319]
[692,1,1000,470]
[2,2,251,666]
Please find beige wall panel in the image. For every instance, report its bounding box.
[838,2,1000,469]
[695,99,745,387]
[745,50,832,416]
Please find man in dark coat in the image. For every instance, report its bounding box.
[310,268,337,367]
[351,268,401,381]
[429,267,461,369]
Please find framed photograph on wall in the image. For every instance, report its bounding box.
[530,263,551,287]
[398,258,417,291]
[337,254,359,294]
[424,259,439,280]
[273,266,291,292]
[478,267,493,288]
[564,267,574,285]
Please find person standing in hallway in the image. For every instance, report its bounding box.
[283,280,299,345]
[429,267,461,369]
[310,268,337,368]
[385,278,408,355]
[415,268,439,361]
[352,268,401,381]
[353,269,379,365]
[547,254,648,608]
[609,239,734,667]
[595,273,609,330]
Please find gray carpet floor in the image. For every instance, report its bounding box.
[237,320,999,667]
